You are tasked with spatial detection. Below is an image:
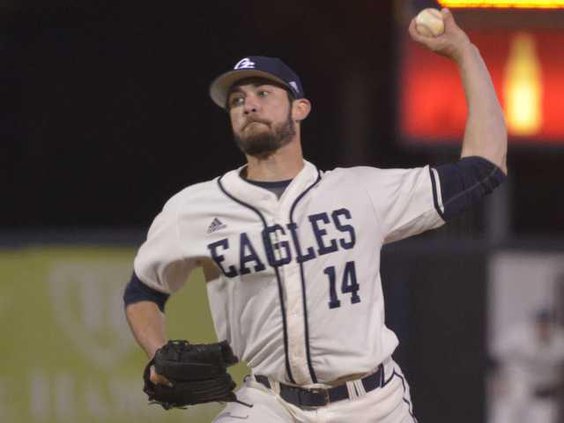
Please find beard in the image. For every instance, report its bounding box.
[233,111,296,159]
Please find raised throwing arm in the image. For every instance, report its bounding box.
[409,8,508,174]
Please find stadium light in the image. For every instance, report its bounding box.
[438,0,564,8]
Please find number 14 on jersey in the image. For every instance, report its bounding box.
[324,261,360,309]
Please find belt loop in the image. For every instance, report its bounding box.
[345,380,359,400]
[353,379,366,396]
[379,363,385,387]
[269,377,281,395]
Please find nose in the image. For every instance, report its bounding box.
[243,95,260,115]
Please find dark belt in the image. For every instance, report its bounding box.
[255,364,384,408]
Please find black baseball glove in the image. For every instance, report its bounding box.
[143,340,239,410]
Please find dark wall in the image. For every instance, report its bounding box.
[382,239,487,423]
[3,1,563,236]
[3,1,397,228]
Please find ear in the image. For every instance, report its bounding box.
[292,98,311,122]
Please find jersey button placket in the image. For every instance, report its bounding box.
[277,214,311,385]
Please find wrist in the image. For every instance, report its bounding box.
[454,41,478,66]
[147,340,167,359]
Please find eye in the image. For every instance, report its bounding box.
[229,95,244,107]
[257,89,269,97]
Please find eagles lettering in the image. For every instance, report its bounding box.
[207,208,356,278]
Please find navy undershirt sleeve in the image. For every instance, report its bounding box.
[432,156,506,221]
[123,272,170,312]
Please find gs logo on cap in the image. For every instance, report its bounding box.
[234,58,256,70]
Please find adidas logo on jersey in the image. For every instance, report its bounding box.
[207,218,227,234]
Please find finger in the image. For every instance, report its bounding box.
[408,18,434,44]
[408,18,418,39]
[441,8,456,30]
[408,18,424,41]
[156,375,174,387]
[150,366,173,387]
[149,366,159,383]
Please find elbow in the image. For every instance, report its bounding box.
[496,114,509,174]
[477,147,508,176]
[461,148,507,175]
[462,117,508,174]
[123,273,170,313]
[495,125,508,175]
[499,155,508,176]
[487,113,508,174]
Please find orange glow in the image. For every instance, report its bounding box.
[400,30,564,144]
[438,0,564,8]
[503,33,543,136]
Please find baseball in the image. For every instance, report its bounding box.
[415,8,445,37]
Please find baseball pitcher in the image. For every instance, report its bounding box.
[123,9,507,422]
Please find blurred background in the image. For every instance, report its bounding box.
[2,0,563,422]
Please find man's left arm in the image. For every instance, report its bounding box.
[456,43,507,173]
[410,8,507,173]
[409,9,507,222]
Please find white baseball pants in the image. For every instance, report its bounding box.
[213,360,417,423]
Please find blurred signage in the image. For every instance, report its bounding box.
[399,30,564,145]
[438,0,564,8]
[0,247,229,423]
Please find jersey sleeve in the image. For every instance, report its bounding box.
[133,198,196,294]
[433,156,505,221]
[357,165,444,244]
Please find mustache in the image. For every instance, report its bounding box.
[244,118,270,128]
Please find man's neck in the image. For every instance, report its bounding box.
[245,138,304,181]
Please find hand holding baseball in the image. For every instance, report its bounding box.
[415,8,444,37]
[409,8,472,63]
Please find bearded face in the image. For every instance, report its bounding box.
[227,80,298,159]
[232,108,296,159]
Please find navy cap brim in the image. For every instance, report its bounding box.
[209,69,291,109]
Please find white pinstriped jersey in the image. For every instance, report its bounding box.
[134,160,445,386]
